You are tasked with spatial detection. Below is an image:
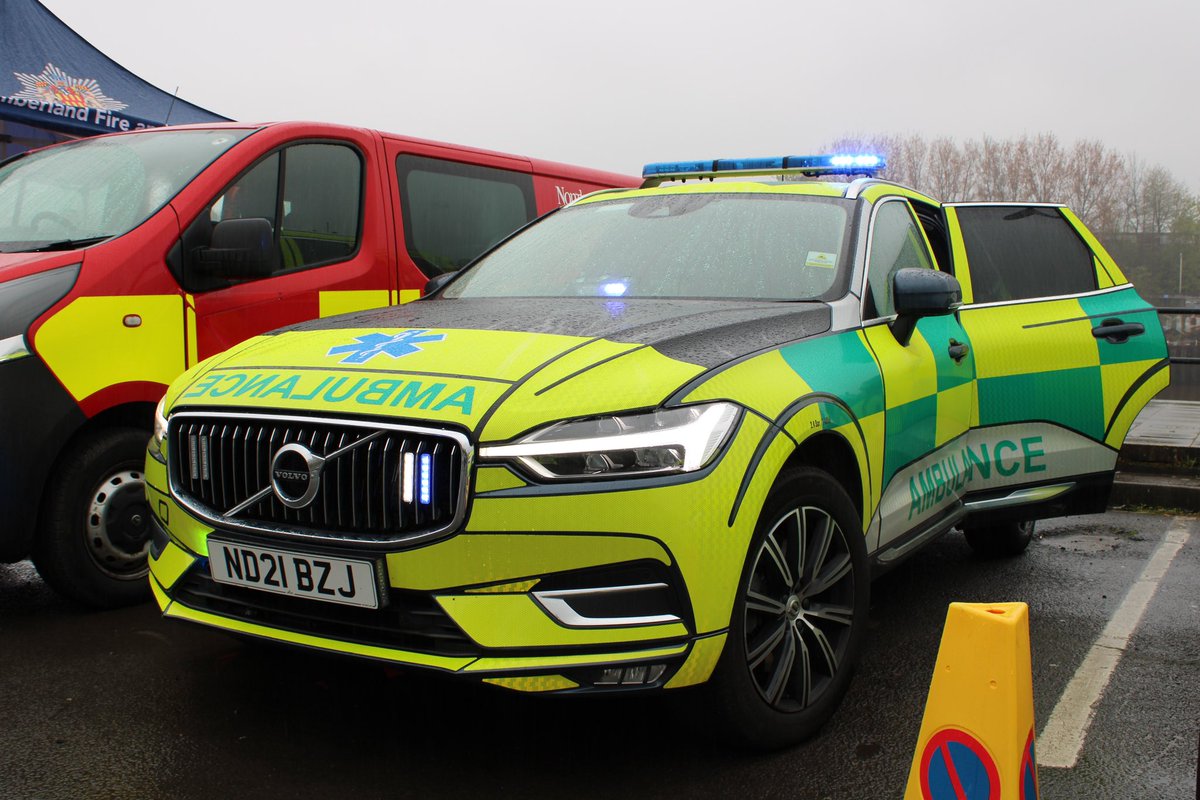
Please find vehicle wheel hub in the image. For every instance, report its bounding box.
[86,469,150,579]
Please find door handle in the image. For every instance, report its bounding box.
[948,339,969,362]
[1092,318,1145,344]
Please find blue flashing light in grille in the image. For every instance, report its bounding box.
[419,453,432,505]
[641,153,885,179]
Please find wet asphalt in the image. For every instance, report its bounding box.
[0,510,1196,800]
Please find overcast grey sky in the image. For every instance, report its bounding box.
[40,0,1200,193]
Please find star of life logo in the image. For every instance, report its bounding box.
[327,330,446,364]
[10,63,127,110]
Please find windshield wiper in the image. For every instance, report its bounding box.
[20,235,114,253]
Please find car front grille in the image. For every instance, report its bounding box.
[168,412,469,544]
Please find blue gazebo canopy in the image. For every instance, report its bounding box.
[0,0,228,138]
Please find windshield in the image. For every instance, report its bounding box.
[0,128,254,253]
[444,192,853,301]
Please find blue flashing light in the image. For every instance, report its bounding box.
[642,153,885,180]
[714,156,786,172]
[419,453,432,505]
[642,160,715,177]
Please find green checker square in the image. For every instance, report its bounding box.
[916,316,976,392]
[781,332,884,419]
[978,366,1104,440]
[882,394,938,486]
[1078,290,1166,366]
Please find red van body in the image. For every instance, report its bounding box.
[0,121,635,605]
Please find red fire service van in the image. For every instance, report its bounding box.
[0,121,635,606]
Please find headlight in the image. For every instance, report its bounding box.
[0,334,31,363]
[148,395,169,463]
[480,402,741,480]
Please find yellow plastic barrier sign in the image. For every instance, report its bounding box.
[904,602,1039,799]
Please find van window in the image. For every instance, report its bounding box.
[865,200,935,318]
[396,155,536,277]
[956,206,1096,303]
[179,142,363,291]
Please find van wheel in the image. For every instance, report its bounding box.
[33,427,153,608]
[708,467,869,750]
[963,519,1036,558]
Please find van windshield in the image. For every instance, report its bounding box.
[0,128,253,253]
[443,192,854,301]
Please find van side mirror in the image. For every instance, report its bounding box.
[890,268,962,346]
[194,217,276,280]
[424,271,458,296]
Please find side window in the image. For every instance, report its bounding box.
[396,155,536,277]
[177,142,363,292]
[956,206,1096,303]
[865,200,935,318]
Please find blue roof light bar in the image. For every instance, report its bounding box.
[641,153,886,184]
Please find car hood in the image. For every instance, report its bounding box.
[168,298,831,442]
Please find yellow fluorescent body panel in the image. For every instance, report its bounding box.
[903,602,1037,800]
[935,382,975,448]
[398,289,422,304]
[318,290,390,318]
[665,633,728,689]
[163,602,474,670]
[963,299,1098,379]
[480,345,705,442]
[484,675,578,692]
[686,350,813,418]
[1105,366,1170,449]
[473,466,528,494]
[466,645,689,673]
[437,594,689,648]
[1100,359,1162,425]
[864,325,937,408]
[224,327,587,379]
[465,579,540,594]
[35,295,185,401]
[150,574,171,611]
[575,182,847,206]
[385,533,671,591]
[148,540,195,592]
[185,295,198,367]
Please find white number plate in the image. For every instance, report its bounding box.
[208,539,381,609]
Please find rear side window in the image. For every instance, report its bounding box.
[956,206,1096,303]
[396,155,536,277]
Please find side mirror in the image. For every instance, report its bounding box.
[890,268,962,346]
[194,217,276,280]
[424,271,458,296]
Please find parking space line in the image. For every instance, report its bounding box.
[1037,517,1193,769]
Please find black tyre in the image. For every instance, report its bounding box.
[709,467,869,750]
[33,426,153,608]
[963,519,1036,558]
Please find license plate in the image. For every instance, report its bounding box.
[208,539,382,609]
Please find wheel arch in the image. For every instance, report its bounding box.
[784,431,865,524]
[36,401,155,523]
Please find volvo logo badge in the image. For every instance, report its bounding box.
[270,443,324,509]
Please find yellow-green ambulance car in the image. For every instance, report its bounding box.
[145,155,1168,748]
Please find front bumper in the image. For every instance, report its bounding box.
[0,354,85,561]
[146,411,783,692]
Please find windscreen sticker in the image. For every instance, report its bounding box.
[327,330,446,364]
[805,251,837,269]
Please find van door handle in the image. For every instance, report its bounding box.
[948,339,969,362]
[1092,318,1144,344]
